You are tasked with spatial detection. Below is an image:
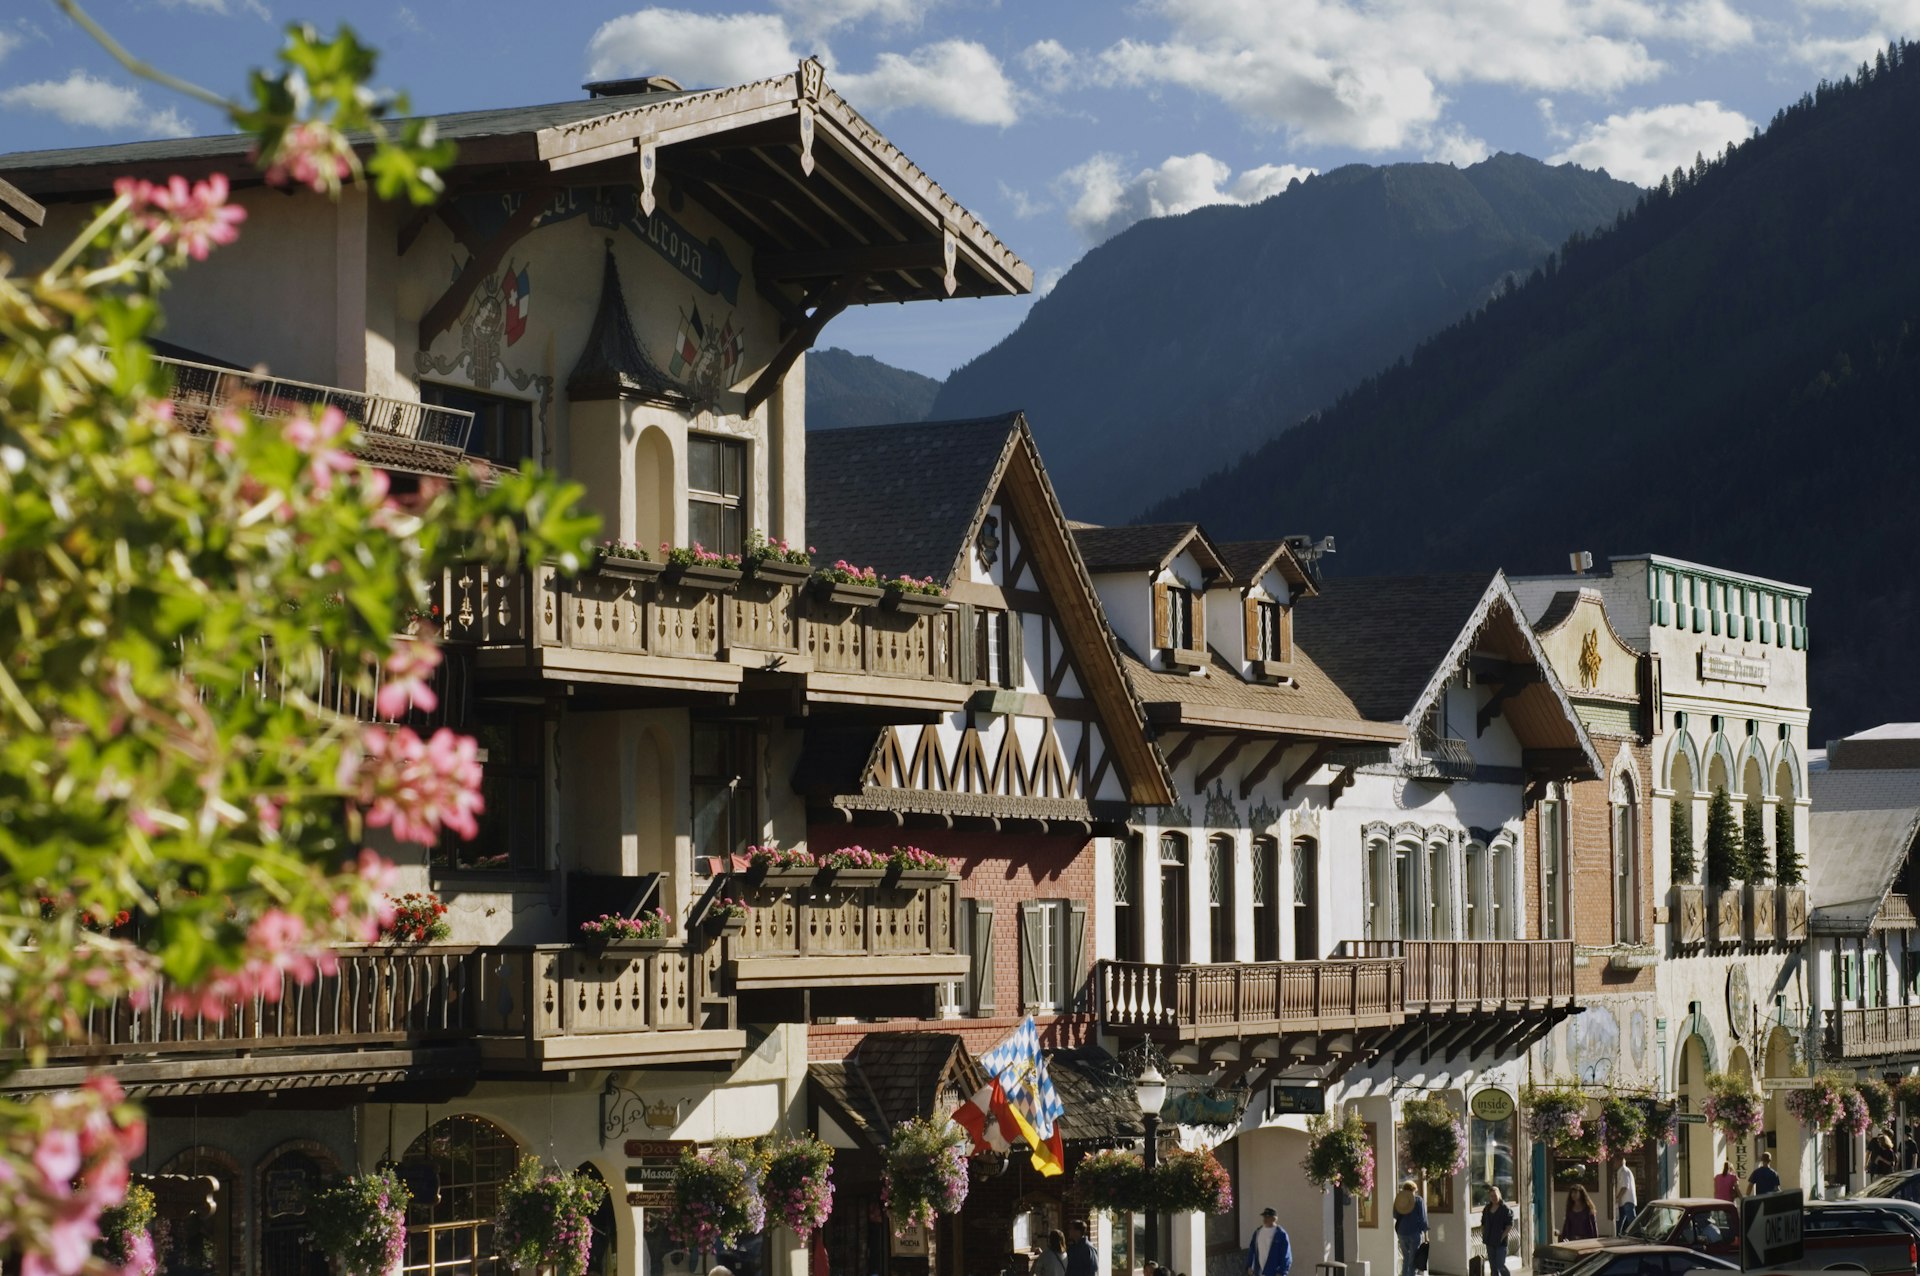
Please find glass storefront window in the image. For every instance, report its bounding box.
[1470,1110,1517,1213]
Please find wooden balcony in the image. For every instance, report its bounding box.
[1094,958,1406,1040]
[441,563,969,711]
[0,943,742,1096]
[1341,940,1575,1012]
[727,880,967,989]
[1825,1005,1920,1061]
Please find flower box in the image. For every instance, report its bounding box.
[596,556,664,582]
[812,579,884,608]
[664,563,742,593]
[885,865,955,888]
[744,863,823,889]
[820,866,887,887]
[702,912,748,937]
[742,558,813,588]
[882,588,947,616]
[581,934,672,956]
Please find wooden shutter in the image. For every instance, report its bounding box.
[967,900,996,1014]
[954,602,977,684]
[1061,900,1089,1012]
[1004,609,1024,689]
[1019,901,1046,1011]
[1152,581,1170,649]
[1190,589,1205,650]
[1278,605,1294,663]
[1243,595,1260,660]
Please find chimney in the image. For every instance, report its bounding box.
[1568,550,1593,575]
[582,75,685,99]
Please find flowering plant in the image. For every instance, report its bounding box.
[1599,1095,1648,1157]
[662,541,743,570]
[1303,1108,1375,1197]
[668,1144,764,1250]
[1840,1085,1872,1137]
[1859,1077,1893,1125]
[886,846,956,874]
[820,846,885,870]
[382,893,450,944]
[596,539,652,562]
[711,898,749,922]
[1400,1099,1468,1180]
[746,844,816,870]
[882,574,944,596]
[495,1157,607,1276]
[1641,1099,1680,1146]
[307,1166,410,1276]
[1703,1071,1764,1138]
[1522,1081,1588,1150]
[1896,1075,1920,1110]
[98,1182,158,1276]
[816,560,881,586]
[762,1133,834,1241]
[1786,1073,1846,1131]
[1074,1149,1149,1214]
[745,529,812,566]
[1151,1149,1235,1214]
[579,909,670,941]
[883,1117,969,1234]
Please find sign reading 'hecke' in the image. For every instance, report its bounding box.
[1701,650,1771,687]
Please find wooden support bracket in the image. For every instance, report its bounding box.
[1240,738,1295,800]
[1194,737,1249,795]
[1280,743,1334,800]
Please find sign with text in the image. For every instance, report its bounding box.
[1269,1083,1327,1116]
[625,1139,694,1192]
[1677,1112,1708,1124]
[1741,1189,1803,1270]
[1701,651,1770,687]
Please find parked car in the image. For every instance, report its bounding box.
[1864,1172,1920,1206]
[1535,1198,1918,1276]
[1557,1243,1739,1276]
[1807,1198,1920,1242]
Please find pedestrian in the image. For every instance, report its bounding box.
[1872,1135,1897,1177]
[1905,1130,1918,1171]
[1481,1186,1515,1276]
[1067,1221,1098,1276]
[1713,1161,1740,1202]
[1036,1230,1069,1276]
[1748,1151,1781,1196]
[1247,1206,1291,1276]
[1560,1185,1598,1241]
[1614,1155,1638,1234]
[1393,1180,1429,1276]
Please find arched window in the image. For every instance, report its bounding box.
[1394,840,1420,939]
[1159,833,1189,964]
[1539,785,1569,938]
[1465,842,1489,940]
[1613,770,1642,943]
[1251,836,1281,962]
[1425,836,1452,939]
[1291,837,1318,960]
[404,1114,521,1276]
[258,1148,334,1276]
[1365,837,1390,940]
[1208,834,1236,962]
[1490,839,1514,939]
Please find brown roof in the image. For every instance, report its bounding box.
[1073,524,1224,577]
[1118,642,1403,744]
[1293,573,1500,722]
[1217,540,1316,594]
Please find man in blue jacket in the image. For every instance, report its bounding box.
[1247,1207,1291,1276]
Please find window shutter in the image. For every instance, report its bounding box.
[1004,610,1024,689]
[1278,605,1294,663]
[1153,582,1170,649]
[1190,590,1205,651]
[1062,901,1089,1012]
[954,603,977,684]
[1243,595,1259,660]
[1019,901,1045,1011]
[968,900,996,1014]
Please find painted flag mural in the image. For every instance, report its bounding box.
[501,264,530,345]
[671,305,707,378]
[977,1016,1066,1176]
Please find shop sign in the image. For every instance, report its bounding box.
[626,1190,673,1209]
[1700,651,1769,687]
[1762,1077,1814,1091]
[1269,1083,1326,1116]
[1469,1089,1516,1122]
[625,1139,694,1192]
[1677,1112,1708,1124]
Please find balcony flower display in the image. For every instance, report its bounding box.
[744,530,812,567]
[812,560,886,607]
[1151,1149,1235,1214]
[495,1157,607,1276]
[381,893,450,944]
[98,1183,158,1276]
[882,574,943,596]
[596,539,652,563]
[1703,1071,1764,1138]
[747,844,816,870]
[886,846,957,877]
[762,1133,835,1241]
[1074,1149,1149,1214]
[307,1167,410,1276]
[818,560,880,586]
[668,1144,765,1250]
[1840,1085,1873,1137]
[1859,1076,1893,1125]
[662,542,743,571]
[1302,1109,1375,1198]
[879,572,947,614]
[882,1117,969,1235]
[1400,1099,1468,1181]
[1521,1080,1587,1150]
[1598,1095,1648,1157]
[819,846,885,870]
[579,909,670,943]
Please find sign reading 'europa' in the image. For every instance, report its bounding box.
[1700,651,1771,687]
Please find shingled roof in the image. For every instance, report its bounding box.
[1293,574,1502,722]
[1217,540,1315,594]
[1073,524,1224,577]
[1809,766,1920,932]
[1117,642,1403,743]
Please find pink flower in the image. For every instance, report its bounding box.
[259,121,354,192]
[283,407,358,492]
[33,1129,81,1191]
[117,174,245,260]
[352,726,485,845]
[376,637,441,719]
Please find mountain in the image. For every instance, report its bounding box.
[929,154,1641,522]
[805,347,941,430]
[1145,43,1920,740]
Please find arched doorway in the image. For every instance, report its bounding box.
[155,1147,242,1276]
[404,1114,522,1276]
[258,1144,338,1276]
[576,1163,618,1276]
[1678,1034,1712,1195]
[1762,1028,1803,1189]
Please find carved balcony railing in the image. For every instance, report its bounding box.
[157,355,474,457]
[726,880,966,989]
[1094,958,1406,1039]
[1825,1005,1920,1060]
[1673,884,1708,949]
[440,564,962,694]
[0,943,741,1092]
[1340,940,1574,1011]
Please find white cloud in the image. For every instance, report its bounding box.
[999,181,1051,218]
[835,39,1021,126]
[587,10,801,87]
[395,7,425,35]
[0,70,194,138]
[1085,0,1760,152]
[1547,99,1753,185]
[774,0,940,35]
[1424,124,1491,166]
[1034,265,1069,297]
[1058,151,1316,243]
[1791,30,1893,70]
[159,0,272,18]
[0,30,17,64]
[1800,0,1920,30]
[1020,38,1076,93]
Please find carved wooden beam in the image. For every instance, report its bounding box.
[417,194,545,351]
[1194,736,1248,795]
[1160,731,1202,773]
[0,176,46,244]
[743,274,858,415]
[1476,680,1526,735]
[1239,738,1295,800]
[1280,743,1334,800]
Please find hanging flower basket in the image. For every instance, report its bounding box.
[1895,1075,1920,1111]
[1859,1077,1893,1125]
[1303,1108,1375,1198]
[99,1182,159,1276]
[1075,1149,1149,1215]
[495,1156,608,1276]
[667,1144,764,1251]
[1150,1149,1235,1214]
[762,1134,834,1241]
[1522,1081,1588,1151]
[1599,1095,1649,1158]
[1401,1098,1468,1181]
[883,1117,969,1235]
[1840,1086,1873,1137]
[1640,1098,1680,1146]
[307,1167,411,1276]
[1787,1074,1846,1131]
[1703,1072,1764,1139]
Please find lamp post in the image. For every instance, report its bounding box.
[1137,1063,1168,1271]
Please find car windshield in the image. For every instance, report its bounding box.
[1557,1252,1616,1276]
[1627,1206,1689,1242]
[1863,1174,1914,1198]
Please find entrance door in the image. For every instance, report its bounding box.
[1160,834,1189,964]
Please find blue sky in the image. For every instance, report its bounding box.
[2,0,1913,378]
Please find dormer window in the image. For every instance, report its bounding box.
[1153,581,1205,669]
[1245,595,1293,681]
[974,608,1019,689]
[1167,587,1195,649]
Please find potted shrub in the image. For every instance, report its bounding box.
[882,1116,969,1234]
[98,1182,159,1276]
[880,573,947,616]
[741,530,813,588]
[307,1167,410,1276]
[382,892,451,944]
[762,1133,835,1241]
[811,560,885,608]
[578,908,672,953]
[1703,1071,1764,1140]
[1302,1108,1375,1198]
[660,542,743,593]
[667,1144,765,1252]
[592,539,662,581]
[1522,1080,1588,1151]
[495,1157,607,1276]
[1400,1098,1467,1185]
[1150,1148,1235,1214]
[1074,1149,1149,1215]
[883,845,956,887]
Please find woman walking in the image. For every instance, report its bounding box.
[1560,1185,1599,1241]
[1393,1181,1429,1276]
[1482,1186,1515,1276]
[1036,1231,1068,1276]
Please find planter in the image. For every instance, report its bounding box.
[702,913,748,937]
[885,866,956,889]
[744,863,823,889]
[818,867,887,888]
[811,580,884,608]
[1673,883,1708,947]
[1782,885,1809,942]
[1750,883,1778,947]
[664,563,742,593]
[595,556,664,582]
[881,588,947,616]
[1710,887,1745,948]
[581,934,672,956]
[742,558,813,588]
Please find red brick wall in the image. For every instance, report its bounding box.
[1526,734,1655,996]
[807,826,1096,1062]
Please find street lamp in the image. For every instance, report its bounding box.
[1137,1064,1168,1270]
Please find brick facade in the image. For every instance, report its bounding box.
[1527,733,1656,996]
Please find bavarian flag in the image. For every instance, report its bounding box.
[952,1077,1023,1156]
[978,1016,1067,1176]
